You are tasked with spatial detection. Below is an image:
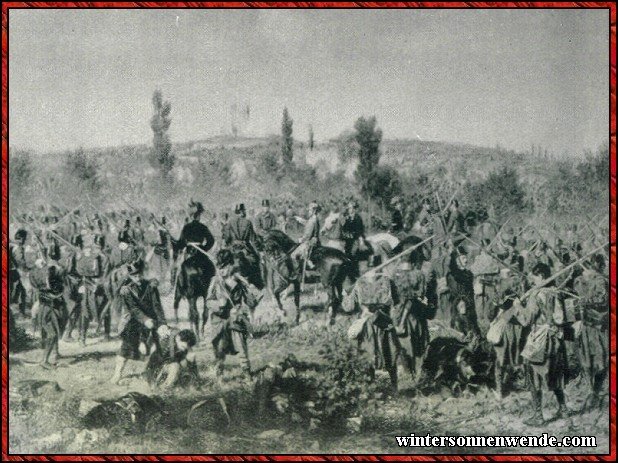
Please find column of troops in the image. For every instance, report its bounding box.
[8,195,609,426]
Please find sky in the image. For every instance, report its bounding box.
[8,8,609,155]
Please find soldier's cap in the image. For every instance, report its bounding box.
[262,199,270,207]
[235,203,246,214]
[367,255,382,268]
[390,196,402,206]
[348,201,359,209]
[127,259,145,275]
[189,200,205,215]
[15,229,28,240]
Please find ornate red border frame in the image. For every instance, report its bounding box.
[1,1,615,461]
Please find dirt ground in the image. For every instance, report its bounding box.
[8,283,610,455]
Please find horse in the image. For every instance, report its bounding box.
[262,238,301,324]
[308,245,356,322]
[172,247,216,341]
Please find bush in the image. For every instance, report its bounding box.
[464,166,527,221]
[65,148,100,191]
[365,165,402,209]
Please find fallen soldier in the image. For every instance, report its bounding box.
[144,327,199,390]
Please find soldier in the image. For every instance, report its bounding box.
[9,229,30,316]
[447,246,480,337]
[255,199,277,236]
[206,249,253,378]
[132,216,145,245]
[92,234,112,341]
[390,196,405,237]
[175,200,216,282]
[110,224,141,268]
[514,263,574,426]
[446,199,466,244]
[391,254,435,382]
[110,258,168,385]
[37,265,68,368]
[290,201,321,269]
[573,254,609,411]
[72,236,108,346]
[343,255,400,390]
[414,198,434,239]
[223,203,261,283]
[341,201,366,279]
[144,327,199,390]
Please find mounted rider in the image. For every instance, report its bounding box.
[290,201,321,269]
[176,200,216,277]
[223,203,262,287]
[254,199,278,237]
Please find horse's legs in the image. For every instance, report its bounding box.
[188,297,200,341]
[293,280,301,324]
[173,290,181,325]
[200,294,209,339]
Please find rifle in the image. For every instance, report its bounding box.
[498,242,609,322]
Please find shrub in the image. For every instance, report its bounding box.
[65,148,100,191]
[464,166,527,221]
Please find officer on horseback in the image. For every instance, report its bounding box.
[223,203,262,288]
[176,200,216,271]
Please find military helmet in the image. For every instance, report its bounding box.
[262,199,270,207]
[235,204,246,214]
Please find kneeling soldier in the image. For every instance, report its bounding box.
[145,327,199,390]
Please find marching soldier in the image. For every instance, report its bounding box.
[206,249,253,378]
[343,255,400,390]
[72,236,108,346]
[9,229,30,316]
[573,254,609,411]
[513,263,574,426]
[110,258,168,385]
[391,254,435,382]
[37,265,68,368]
[254,199,277,236]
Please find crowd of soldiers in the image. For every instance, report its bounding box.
[8,194,609,426]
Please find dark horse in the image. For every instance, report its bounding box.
[262,238,301,323]
[307,245,356,322]
[172,245,216,340]
[390,234,431,263]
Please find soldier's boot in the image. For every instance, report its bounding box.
[110,356,127,384]
[523,391,544,427]
[549,389,576,421]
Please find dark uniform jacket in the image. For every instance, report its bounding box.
[117,278,167,335]
[390,210,404,234]
[177,220,215,255]
[255,212,278,236]
[342,214,365,241]
[224,217,257,249]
